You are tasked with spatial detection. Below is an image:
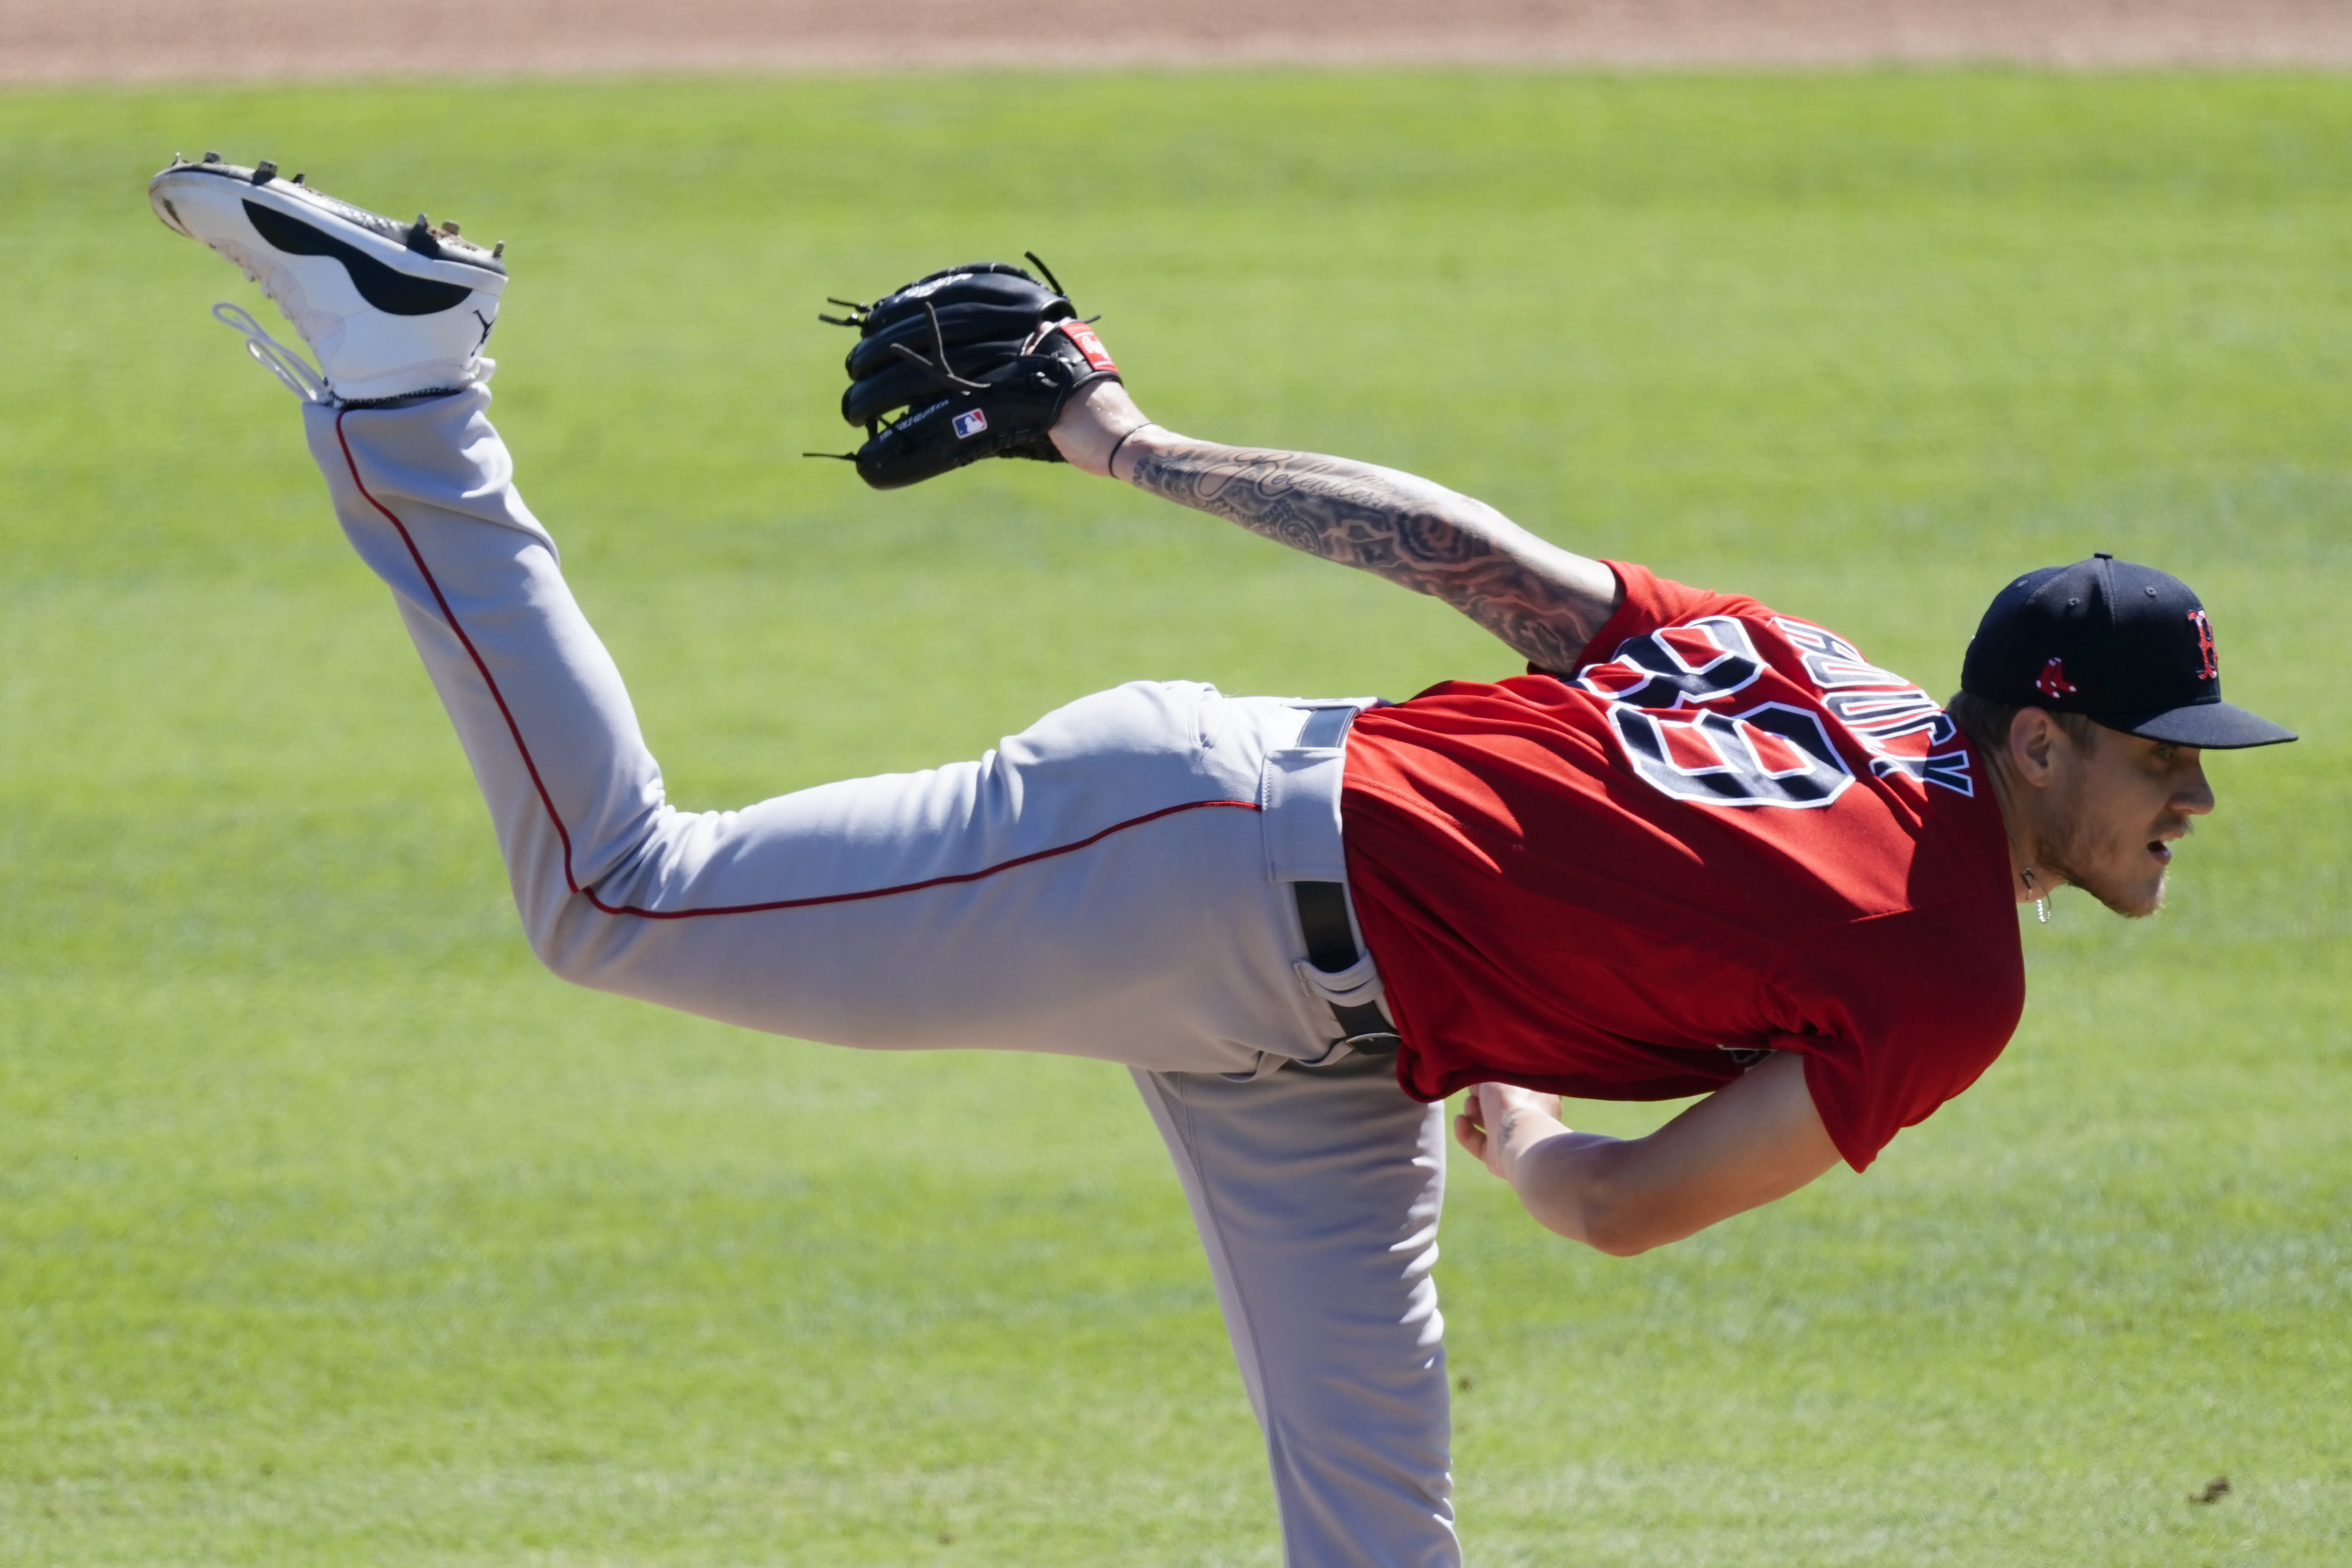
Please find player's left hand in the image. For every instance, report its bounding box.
[1454,1082,1568,1182]
[815,257,1123,490]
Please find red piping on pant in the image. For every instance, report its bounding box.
[333,409,1260,921]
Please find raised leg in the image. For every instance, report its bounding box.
[303,387,1337,1073]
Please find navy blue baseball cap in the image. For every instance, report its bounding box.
[1961,553,2296,749]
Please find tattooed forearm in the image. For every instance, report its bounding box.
[1125,437,1618,671]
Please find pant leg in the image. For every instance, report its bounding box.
[1134,1055,1459,1568]
[302,387,1341,1073]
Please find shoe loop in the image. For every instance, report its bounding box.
[212,302,331,404]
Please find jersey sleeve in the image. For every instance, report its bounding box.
[1771,899,2027,1170]
[1530,561,1759,676]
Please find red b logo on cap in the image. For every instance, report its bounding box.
[2187,608,2218,680]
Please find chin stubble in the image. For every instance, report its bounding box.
[2041,844,2167,920]
[2034,772,2169,920]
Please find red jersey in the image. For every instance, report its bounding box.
[1341,563,2025,1171]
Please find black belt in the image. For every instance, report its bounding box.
[1293,879,1400,1053]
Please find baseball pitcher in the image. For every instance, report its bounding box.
[149,154,2296,1568]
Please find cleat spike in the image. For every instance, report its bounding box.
[201,150,221,163]
[290,171,305,185]
[438,219,460,235]
[252,160,278,184]
[491,241,505,258]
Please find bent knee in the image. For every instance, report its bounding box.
[519,895,635,989]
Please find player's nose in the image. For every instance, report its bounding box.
[2176,755,2217,816]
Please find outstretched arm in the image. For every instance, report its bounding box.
[1051,381,1622,673]
[1453,1055,1843,1256]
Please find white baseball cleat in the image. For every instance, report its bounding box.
[148,151,506,403]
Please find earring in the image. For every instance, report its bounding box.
[2022,867,2052,925]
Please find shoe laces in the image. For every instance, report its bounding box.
[213,302,330,404]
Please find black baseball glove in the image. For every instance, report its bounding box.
[814,255,1121,490]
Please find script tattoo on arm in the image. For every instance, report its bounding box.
[1126,438,1619,672]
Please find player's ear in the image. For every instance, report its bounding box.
[2007,707,2062,790]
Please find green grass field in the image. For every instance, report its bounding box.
[3,71,2349,1565]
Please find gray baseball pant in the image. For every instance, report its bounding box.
[303,387,1458,1567]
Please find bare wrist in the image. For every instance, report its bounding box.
[1105,421,1158,482]
[1496,1106,1569,1180]
[1049,379,1153,476]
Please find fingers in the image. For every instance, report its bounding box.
[1453,1085,1489,1162]
[1461,1083,1531,1182]
[1453,1110,1486,1160]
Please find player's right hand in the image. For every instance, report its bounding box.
[1454,1082,1569,1183]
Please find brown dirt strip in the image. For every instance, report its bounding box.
[7,0,2352,85]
